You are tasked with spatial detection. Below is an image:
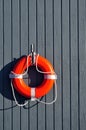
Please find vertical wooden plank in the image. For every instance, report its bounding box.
[37,0,45,130]
[21,0,28,55]
[37,0,45,55]
[29,0,37,130]
[79,0,86,130]
[70,0,79,130]
[45,0,53,130]
[12,0,20,58]
[21,0,28,130]
[54,0,62,130]
[12,0,20,130]
[62,0,70,130]
[0,0,3,129]
[3,0,12,130]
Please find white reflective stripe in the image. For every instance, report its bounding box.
[44,74,57,79]
[9,73,23,79]
[31,88,36,101]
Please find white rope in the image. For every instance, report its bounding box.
[10,54,31,78]
[35,54,57,104]
[11,81,28,107]
[35,80,57,104]
[10,54,57,106]
[36,54,55,74]
[10,54,31,107]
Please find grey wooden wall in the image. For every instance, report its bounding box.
[0,0,86,130]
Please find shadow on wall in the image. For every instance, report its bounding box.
[0,56,43,111]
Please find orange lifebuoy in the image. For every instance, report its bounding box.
[10,55,57,98]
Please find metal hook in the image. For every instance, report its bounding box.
[31,44,36,65]
[31,44,34,52]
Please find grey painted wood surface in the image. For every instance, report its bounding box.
[0,0,86,130]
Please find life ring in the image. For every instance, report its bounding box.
[9,54,57,98]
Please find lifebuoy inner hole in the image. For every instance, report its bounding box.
[23,66,44,88]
